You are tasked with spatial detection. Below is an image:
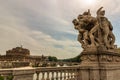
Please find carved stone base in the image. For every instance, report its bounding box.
[80,49,120,65]
[79,49,120,80]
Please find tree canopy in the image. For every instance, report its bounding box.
[48,56,58,62]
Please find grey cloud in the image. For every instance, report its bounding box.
[0,0,120,58]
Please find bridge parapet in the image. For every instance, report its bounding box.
[35,66,80,80]
[0,69,13,80]
[0,68,35,80]
[0,66,80,80]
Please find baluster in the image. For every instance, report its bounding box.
[74,70,76,79]
[51,72,54,80]
[46,72,50,80]
[36,73,39,80]
[76,69,80,80]
[70,71,72,80]
[60,71,62,80]
[56,72,58,80]
[69,71,72,80]
[64,71,67,80]
[73,70,76,80]
[70,70,74,80]
[41,72,45,80]
[68,71,70,79]
[75,69,79,80]
[72,73,75,80]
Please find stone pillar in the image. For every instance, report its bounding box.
[12,69,35,80]
[79,50,120,80]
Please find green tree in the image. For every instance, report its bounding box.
[48,56,58,62]
[61,54,81,62]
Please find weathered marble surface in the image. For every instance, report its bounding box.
[73,7,115,51]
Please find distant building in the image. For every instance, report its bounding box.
[0,46,48,68]
[6,46,30,56]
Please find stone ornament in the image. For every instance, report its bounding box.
[72,7,115,51]
[81,54,120,62]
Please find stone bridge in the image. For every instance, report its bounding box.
[1,50,120,80]
[42,61,80,67]
[33,61,80,67]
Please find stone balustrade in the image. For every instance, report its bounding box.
[0,69,13,80]
[35,66,80,80]
[0,66,80,80]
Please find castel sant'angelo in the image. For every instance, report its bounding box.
[0,46,48,68]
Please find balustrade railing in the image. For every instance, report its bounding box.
[35,66,80,80]
[0,69,13,80]
[0,66,80,80]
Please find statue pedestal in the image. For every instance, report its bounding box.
[79,49,120,80]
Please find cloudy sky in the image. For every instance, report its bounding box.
[0,0,120,59]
